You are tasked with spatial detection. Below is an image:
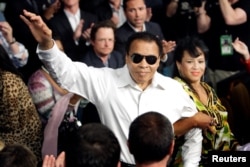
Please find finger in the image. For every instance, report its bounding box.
[19,14,32,26]
[56,152,66,167]
[208,126,216,134]
[42,155,49,167]
[90,23,95,28]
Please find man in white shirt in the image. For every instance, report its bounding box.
[21,10,209,167]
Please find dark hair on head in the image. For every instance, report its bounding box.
[172,35,209,78]
[90,20,116,41]
[123,0,146,11]
[0,144,37,167]
[128,112,174,164]
[66,123,121,167]
[125,32,163,58]
[0,44,21,76]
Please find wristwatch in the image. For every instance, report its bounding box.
[8,37,16,45]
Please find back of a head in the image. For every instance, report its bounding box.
[128,112,174,164]
[67,123,121,167]
[0,144,37,167]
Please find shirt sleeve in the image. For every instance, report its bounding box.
[9,42,29,68]
[182,128,202,167]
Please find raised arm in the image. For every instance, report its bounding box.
[219,0,247,25]
[232,38,250,61]
[19,10,53,50]
[195,1,211,33]
[232,38,250,72]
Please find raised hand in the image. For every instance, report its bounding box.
[73,19,84,41]
[20,10,53,50]
[0,21,14,43]
[82,23,95,43]
[232,37,250,61]
[162,40,176,54]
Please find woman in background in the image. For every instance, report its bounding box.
[0,44,42,163]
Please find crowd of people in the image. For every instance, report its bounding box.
[1,0,250,167]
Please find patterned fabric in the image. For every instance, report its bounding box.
[173,77,239,166]
[28,69,63,122]
[0,69,42,162]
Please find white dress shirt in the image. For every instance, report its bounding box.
[37,42,202,167]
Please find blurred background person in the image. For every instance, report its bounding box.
[4,0,61,83]
[47,0,99,61]
[0,12,29,68]
[94,0,126,28]
[0,44,42,163]
[196,0,250,90]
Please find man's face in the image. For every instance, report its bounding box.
[91,27,115,57]
[124,0,147,29]
[126,39,160,89]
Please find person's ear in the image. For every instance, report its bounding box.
[169,140,175,156]
[176,61,181,72]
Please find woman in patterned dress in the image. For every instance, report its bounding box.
[171,36,244,167]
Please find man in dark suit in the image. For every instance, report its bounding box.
[82,20,124,68]
[115,0,175,59]
[114,0,176,74]
[48,0,98,62]
[80,20,125,125]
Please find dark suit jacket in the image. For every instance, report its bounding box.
[94,2,113,22]
[81,48,125,68]
[48,9,98,61]
[114,21,165,56]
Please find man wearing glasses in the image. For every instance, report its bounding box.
[21,10,210,167]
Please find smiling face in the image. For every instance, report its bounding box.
[126,39,160,90]
[176,48,206,84]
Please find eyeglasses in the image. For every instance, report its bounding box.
[130,53,158,65]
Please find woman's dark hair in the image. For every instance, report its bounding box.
[0,44,21,76]
[173,35,209,78]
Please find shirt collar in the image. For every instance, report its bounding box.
[116,65,167,90]
[64,9,80,19]
[127,22,146,32]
